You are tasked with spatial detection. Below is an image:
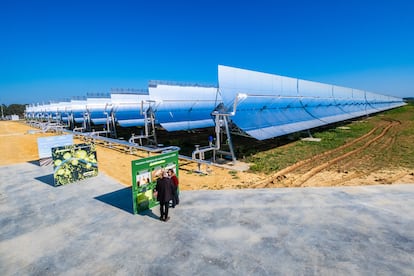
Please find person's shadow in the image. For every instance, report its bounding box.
[138,208,159,220]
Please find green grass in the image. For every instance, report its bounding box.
[228,170,240,179]
[383,104,414,168]
[246,121,373,173]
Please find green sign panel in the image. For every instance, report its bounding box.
[52,143,98,186]
[131,151,179,214]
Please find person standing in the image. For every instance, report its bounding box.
[154,171,175,222]
[168,168,179,208]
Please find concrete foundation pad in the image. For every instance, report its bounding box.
[1,162,413,275]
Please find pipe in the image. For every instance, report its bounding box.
[191,113,222,161]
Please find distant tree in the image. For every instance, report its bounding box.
[4,104,26,117]
[1,104,6,118]
[403,97,414,105]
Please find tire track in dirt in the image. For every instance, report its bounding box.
[323,130,398,186]
[252,124,383,188]
[318,122,400,186]
[254,119,400,188]
[293,120,399,186]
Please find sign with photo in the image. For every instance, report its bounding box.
[52,143,98,186]
[131,151,179,214]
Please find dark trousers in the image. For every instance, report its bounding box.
[172,187,179,207]
[160,201,169,219]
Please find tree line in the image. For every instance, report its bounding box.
[1,104,26,118]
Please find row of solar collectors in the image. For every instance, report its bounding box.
[218,66,405,140]
[25,65,406,140]
[25,82,219,132]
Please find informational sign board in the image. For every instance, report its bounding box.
[37,135,73,166]
[131,151,179,214]
[52,143,98,186]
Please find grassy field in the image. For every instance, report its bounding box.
[245,103,414,174]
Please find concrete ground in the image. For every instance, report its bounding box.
[0,162,413,275]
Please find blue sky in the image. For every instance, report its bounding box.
[1,0,413,105]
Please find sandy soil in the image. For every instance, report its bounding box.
[1,121,413,190]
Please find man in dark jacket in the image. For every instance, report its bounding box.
[154,171,175,222]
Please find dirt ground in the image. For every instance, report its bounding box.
[1,120,413,190]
